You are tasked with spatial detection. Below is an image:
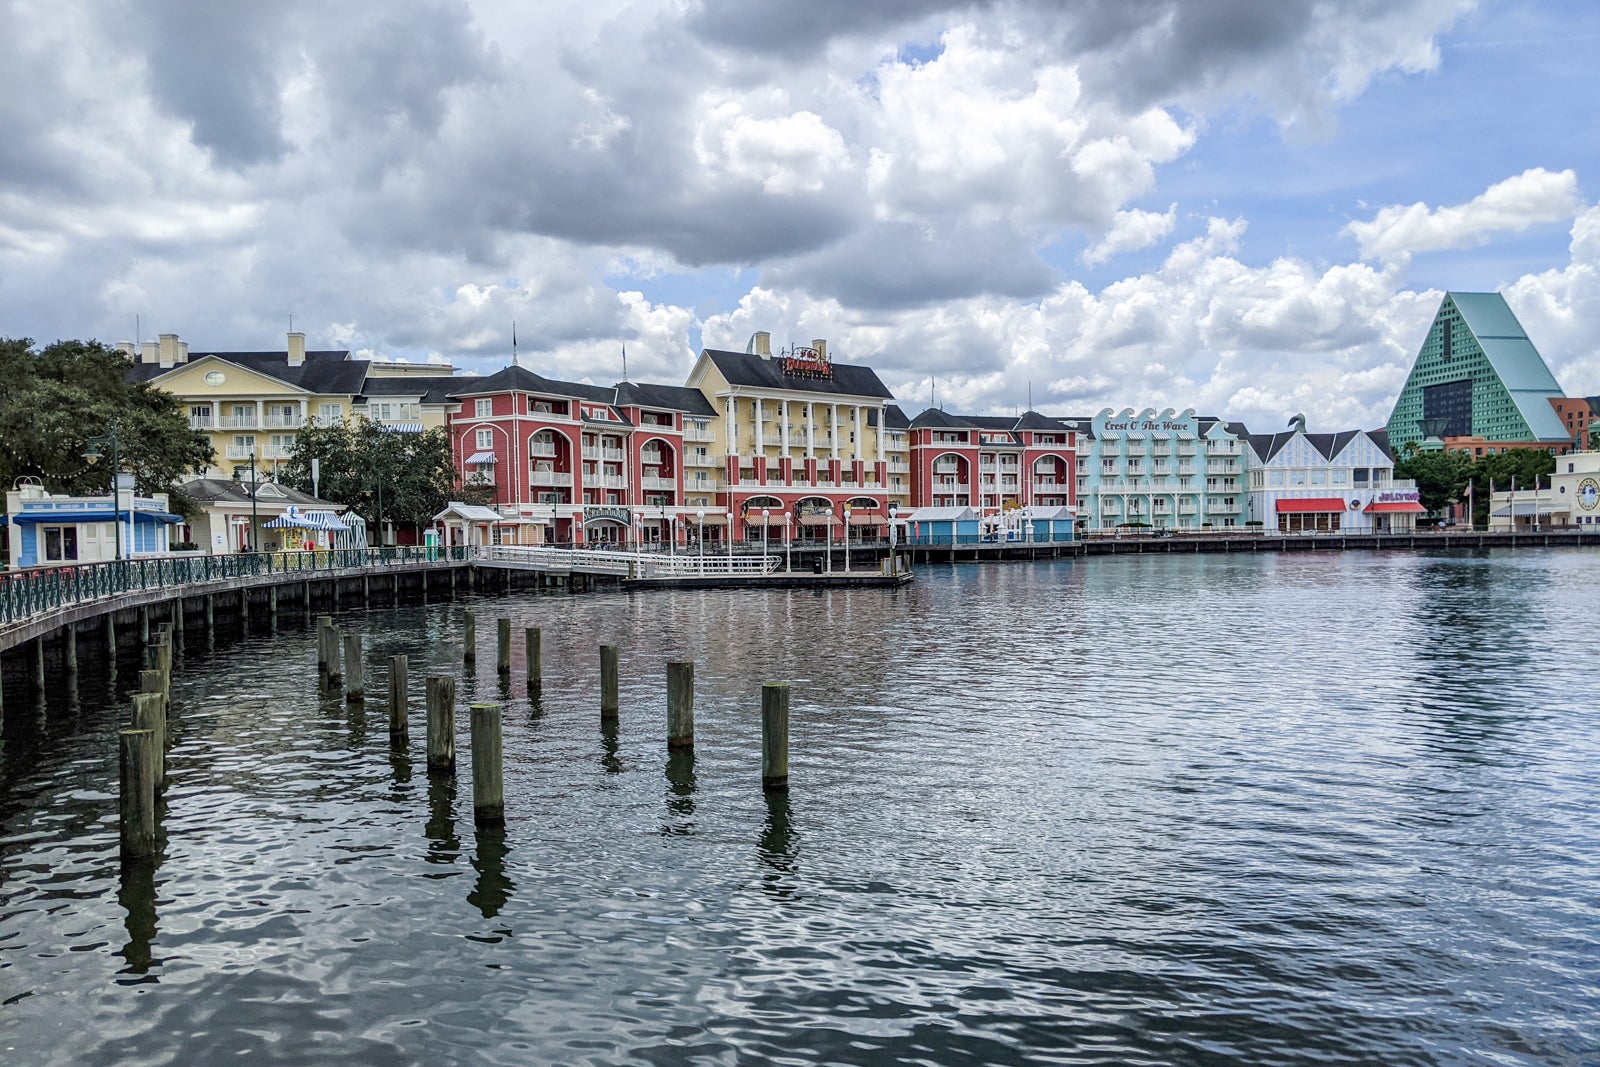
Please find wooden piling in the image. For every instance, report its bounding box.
[32,637,45,693]
[600,644,619,720]
[667,661,694,750]
[469,702,505,826]
[388,655,409,740]
[65,624,79,677]
[139,607,150,646]
[119,729,158,860]
[325,624,343,682]
[268,586,279,631]
[761,683,790,792]
[426,676,456,773]
[344,632,364,700]
[239,588,249,631]
[103,612,117,659]
[496,618,511,675]
[204,594,214,634]
[140,667,166,723]
[316,615,332,671]
[525,627,542,695]
[463,612,477,666]
[131,691,166,792]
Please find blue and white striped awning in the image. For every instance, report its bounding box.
[466,450,497,464]
[262,507,349,531]
[378,423,425,433]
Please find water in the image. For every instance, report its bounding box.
[2,551,1597,1065]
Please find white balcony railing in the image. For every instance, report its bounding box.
[219,415,258,430]
[600,448,625,462]
[530,471,574,487]
[593,475,626,490]
[264,414,305,429]
[641,475,677,491]
[225,445,257,460]
[1034,482,1065,494]
[529,442,558,458]
[684,427,715,443]
[188,416,215,430]
[640,449,663,465]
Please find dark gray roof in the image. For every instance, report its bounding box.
[1368,428,1393,459]
[361,375,459,405]
[128,350,368,394]
[1248,428,1372,463]
[704,349,894,399]
[909,408,972,429]
[866,404,911,430]
[179,477,346,510]
[614,381,718,417]
[908,409,1073,436]
[449,364,616,404]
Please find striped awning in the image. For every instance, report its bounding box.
[691,513,728,526]
[378,423,426,433]
[798,513,839,527]
[847,513,879,526]
[466,451,497,464]
[263,510,349,531]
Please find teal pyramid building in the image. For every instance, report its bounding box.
[1385,292,1568,453]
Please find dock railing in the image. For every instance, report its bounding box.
[481,545,782,577]
[1,546,473,628]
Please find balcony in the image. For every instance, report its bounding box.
[1177,464,1197,476]
[264,414,305,429]
[937,482,971,495]
[224,445,257,460]
[1124,445,1146,457]
[219,415,258,430]
[529,471,574,487]
[641,475,677,491]
[529,442,558,458]
[1209,502,1240,514]
[1033,481,1065,494]
[1178,503,1198,516]
[686,453,719,466]
[933,461,961,475]
[684,426,715,443]
[1177,444,1196,457]
[592,475,626,490]
[1206,462,1237,474]
[888,461,909,473]
[640,449,663,465]
[188,416,215,430]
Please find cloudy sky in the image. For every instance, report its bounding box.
[3,0,1596,430]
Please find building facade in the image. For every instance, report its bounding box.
[1069,408,1248,531]
[4,481,178,568]
[906,410,1077,519]
[1243,421,1421,532]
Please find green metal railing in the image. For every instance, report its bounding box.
[0,546,473,628]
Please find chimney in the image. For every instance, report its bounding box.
[141,340,159,364]
[115,341,136,359]
[177,339,188,363]
[811,338,827,360]
[158,333,180,368]
[750,331,771,357]
[288,331,306,367]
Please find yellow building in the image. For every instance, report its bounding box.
[683,332,911,541]
[123,332,457,479]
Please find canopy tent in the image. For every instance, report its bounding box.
[262,507,349,531]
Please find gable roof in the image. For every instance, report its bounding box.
[448,364,618,403]
[360,375,459,405]
[907,408,1074,436]
[702,348,894,399]
[129,350,368,395]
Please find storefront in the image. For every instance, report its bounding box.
[1274,498,1348,532]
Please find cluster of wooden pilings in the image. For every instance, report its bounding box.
[112,607,794,856]
[118,626,174,859]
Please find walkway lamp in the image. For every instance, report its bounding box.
[231,452,259,552]
[784,512,792,572]
[83,422,123,562]
[843,506,851,572]
[697,508,705,562]
[888,502,899,563]
[726,509,734,564]
[762,507,770,562]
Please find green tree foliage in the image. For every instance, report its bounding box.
[1394,445,1475,514]
[1466,448,1556,527]
[0,337,213,504]
[278,419,460,541]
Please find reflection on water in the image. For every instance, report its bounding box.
[1,549,1598,1066]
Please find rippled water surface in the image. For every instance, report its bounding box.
[2,550,1598,1065]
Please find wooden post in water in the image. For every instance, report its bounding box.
[64,624,79,678]
[496,618,511,675]
[103,612,117,664]
[525,627,542,696]
[119,728,158,860]
[325,624,343,683]
[667,661,694,750]
[32,638,46,693]
[600,644,619,721]
[463,612,477,666]
[316,615,332,672]
[268,585,279,631]
[139,607,150,647]
[204,594,214,635]
[761,682,789,792]
[388,655,409,741]
[426,676,456,773]
[469,702,505,826]
[131,691,166,792]
[344,632,364,700]
[140,667,166,723]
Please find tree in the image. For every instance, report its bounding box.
[0,337,213,506]
[1467,448,1557,527]
[1394,444,1474,515]
[278,419,461,542]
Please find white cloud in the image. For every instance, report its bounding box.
[1081,204,1178,264]
[1344,167,1583,265]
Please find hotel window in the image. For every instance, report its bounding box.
[475,399,493,417]
[190,404,212,423]
[1311,471,1326,485]
[319,403,343,424]
[476,428,493,450]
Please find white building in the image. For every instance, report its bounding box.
[1243,420,1421,532]
[4,480,178,568]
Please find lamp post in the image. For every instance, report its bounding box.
[843,505,851,572]
[231,452,259,552]
[762,507,770,562]
[785,512,792,572]
[726,508,734,565]
[888,502,899,568]
[697,508,705,566]
[83,421,123,563]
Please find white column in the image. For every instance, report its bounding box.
[830,405,840,460]
[876,408,885,463]
[755,398,765,453]
[853,406,864,461]
[725,397,736,454]
[254,399,264,430]
[806,404,815,457]
[780,401,789,451]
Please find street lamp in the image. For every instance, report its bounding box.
[784,512,792,572]
[83,421,123,562]
[888,502,899,570]
[762,507,770,562]
[843,505,851,572]
[231,452,259,552]
[726,508,734,565]
[696,508,705,564]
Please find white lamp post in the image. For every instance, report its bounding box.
[726,508,734,565]
[762,507,770,563]
[889,502,899,571]
[785,512,792,572]
[843,506,851,572]
[697,508,705,565]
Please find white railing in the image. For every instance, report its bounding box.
[481,545,781,577]
[593,475,626,490]
[225,445,257,460]
[529,443,558,458]
[220,415,258,430]
[684,427,715,443]
[188,416,215,430]
[641,450,663,465]
[265,414,305,429]
[530,471,574,487]
[642,475,677,491]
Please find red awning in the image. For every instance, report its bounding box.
[1275,498,1348,513]
[798,513,838,527]
[847,513,879,526]
[1366,501,1426,513]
